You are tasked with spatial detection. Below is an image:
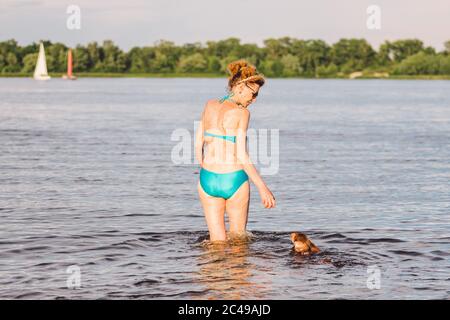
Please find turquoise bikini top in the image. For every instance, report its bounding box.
[204,131,236,143]
[203,93,237,143]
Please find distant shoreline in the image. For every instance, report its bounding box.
[1,73,450,80]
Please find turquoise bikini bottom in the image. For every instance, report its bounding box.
[199,167,249,200]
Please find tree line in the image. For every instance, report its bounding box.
[1,37,450,77]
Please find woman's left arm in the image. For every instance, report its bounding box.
[195,108,205,166]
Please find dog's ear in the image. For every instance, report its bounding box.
[290,233,297,242]
[291,232,304,242]
[296,233,308,242]
[307,239,320,253]
[310,245,320,254]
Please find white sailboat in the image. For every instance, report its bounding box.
[34,42,51,81]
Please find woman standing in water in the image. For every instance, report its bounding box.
[195,60,276,242]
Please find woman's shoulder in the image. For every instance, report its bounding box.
[203,98,219,110]
[236,106,250,118]
[204,98,248,118]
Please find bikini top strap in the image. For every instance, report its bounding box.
[218,93,231,103]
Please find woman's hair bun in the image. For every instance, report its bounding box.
[227,59,256,78]
[226,59,264,90]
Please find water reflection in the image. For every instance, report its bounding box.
[193,232,271,299]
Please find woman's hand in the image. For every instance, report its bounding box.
[258,185,276,208]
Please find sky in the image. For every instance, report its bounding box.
[1,0,449,51]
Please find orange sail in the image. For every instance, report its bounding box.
[67,49,73,77]
[63,48,77,80]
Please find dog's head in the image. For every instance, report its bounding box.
[290,232,320,254]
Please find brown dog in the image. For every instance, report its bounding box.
[290,232,320,255]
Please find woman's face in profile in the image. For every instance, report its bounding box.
[241,82,260,107]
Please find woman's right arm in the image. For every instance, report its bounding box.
[236,109,276,209]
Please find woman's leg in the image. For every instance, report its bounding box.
[198,181,227,241]
[225,180,250,235]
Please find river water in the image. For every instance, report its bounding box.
[0,78,449,299]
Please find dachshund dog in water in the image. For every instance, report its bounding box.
[290,232,320,255]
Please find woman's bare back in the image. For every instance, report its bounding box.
[202,99,247,172]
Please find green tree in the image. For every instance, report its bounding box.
[292,39,331,75]
[230,43,262,64]
[181,42,203,56]
[0,37,447,77]
[151,39,180,72]
[128,47,156,73]
[438,55,450,74]
[20,42,39,59]
[377,41,393,66]
[281,54,300,76]
[46,42,68,72]
[0,39,21,72]
[177,53,208,73]
[3,52,20,72]
[263,59,283,77]
[331,38,376,72]
[0,53,5,71]
[379,39,425,63]
[205,38,241,59]
[393,52,440,75]
[207,56,221,73]
[316,63,338,78]
[263,37,293,59]
[73,46,90,72]
[100,40,128,72]
[21,53,38,73]
[86,42,103,71]
[258,59,274,77]
[149,51,171,73]
[444,41,450,54]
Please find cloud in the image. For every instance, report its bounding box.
[0,0,45,9]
